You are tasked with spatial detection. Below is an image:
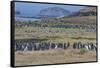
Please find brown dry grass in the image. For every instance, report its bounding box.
[62,16,96,24]
[15,49,96,66]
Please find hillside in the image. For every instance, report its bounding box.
[60,16,96,24]
[38,7,70,18]
[70,7,97,16]
[79,7,97,13]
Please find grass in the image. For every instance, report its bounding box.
[79,49,88,55]
[15,27,96,43]
[61,16,96,24]
[70,37,96,40]
[14,16,97,66]
[15,49,96,66]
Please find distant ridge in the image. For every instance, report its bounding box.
[15,11,21,15]
[38,7,70,18]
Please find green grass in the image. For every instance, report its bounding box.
[70,37,96,40]
[79,49,88,55]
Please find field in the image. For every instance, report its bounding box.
[15,16,97,66]
[15,49,96,66]
[15,27,96,43]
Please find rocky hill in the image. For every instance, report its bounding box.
[38,7,70,18]
[70,7,97,16]
[79,7,96,13]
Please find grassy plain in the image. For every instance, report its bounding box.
[15,16,97,66]
[15,49,96,66]
[15,27,96,43]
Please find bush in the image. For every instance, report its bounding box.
[79,48,88,55]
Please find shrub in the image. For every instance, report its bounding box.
[79,48,88,55]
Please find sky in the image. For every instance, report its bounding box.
[15,2,84,16]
